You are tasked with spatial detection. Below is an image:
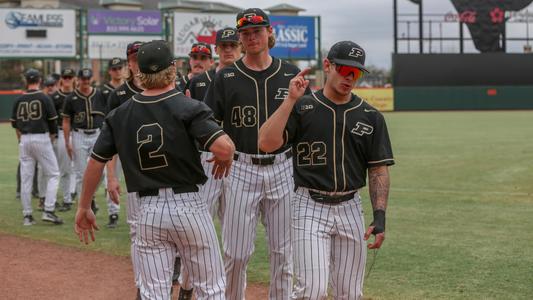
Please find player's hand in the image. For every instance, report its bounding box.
[74,207,99,245]
[287,68,311,102]
[364,226,385,249]
[207,156,233,180]
[66,143,74,160]
[107,177,121,205]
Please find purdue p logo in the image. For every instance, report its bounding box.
[349,48,363,58]
[244,13,257,19]
[222,29,236,38]
[351,122,373,136]
[274,88,289,100]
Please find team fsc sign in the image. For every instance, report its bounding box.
[0,9,76,57]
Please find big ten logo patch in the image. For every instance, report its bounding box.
[224,72,235,78]
[351,122,373,136]
[196,82,206,87]
[274,88,289,100]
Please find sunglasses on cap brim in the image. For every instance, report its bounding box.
[334,64,364,79]
[190,46,212,55]
[237,15,266,28]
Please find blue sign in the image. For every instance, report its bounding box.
[270,15,316,60]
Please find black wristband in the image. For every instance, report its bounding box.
[371,209,386,235]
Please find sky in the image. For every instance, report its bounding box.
[224,0,533,69]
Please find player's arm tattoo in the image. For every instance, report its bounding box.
[368,165,390,211]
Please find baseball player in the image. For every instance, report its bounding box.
[175,27,242,299]
[75,40,235,300]
[101,57,125,100]
[259,41,395,299]
[176,42,214,93]
[62,68,110,214]
[11,69,63,225]
[51,68,77,211]
[104,41,144,291]
[204,8,305,299]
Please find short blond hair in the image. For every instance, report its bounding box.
[139,65,176,90]
[268,30,276,49]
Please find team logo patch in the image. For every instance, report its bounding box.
[244,13,257,19]
[73,96,78,100]
[150,65,159,72]
[224,72,235,78]
[112,58,121,65]
[82,70,91,77]
[274,88,289,100]
[351,122,373,136]
[222,29,236,38]
[54,95,59,99]
[348,47,364,58]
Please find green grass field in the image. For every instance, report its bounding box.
[1,111,532,299]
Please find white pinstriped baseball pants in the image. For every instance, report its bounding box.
[136,188,225,300]
[19,133,59,215]
[126,191,141,288]
[291,188,367,300]
[222,151,293,300]
[54,129,73,203]
[179,151,227,291]
[72,130,119,214]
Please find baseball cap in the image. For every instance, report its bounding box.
[51,73,61,81]
[189,42,213,58]
[216,27,239,44]
[137,40,175,74]
[78,68,93,79]
[43,76,57,86]
[61,68,75,77]
[24,68,41,81]
[127,41,143,57]
[327,41,369,73]
[236,8,270,31]
[108,57,124,68]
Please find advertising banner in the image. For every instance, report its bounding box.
[173,13,317,60]
[270,15,316,60]
[88,10,162,34]
[354,88,394,112]
[88,35,160,59]
[0,9,76,57]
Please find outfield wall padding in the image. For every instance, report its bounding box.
[0,93,22,121]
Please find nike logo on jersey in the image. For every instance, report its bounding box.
[364,108,377,112]
[351,122,373,136]
[284,73,295,77]
[224,72,235,78]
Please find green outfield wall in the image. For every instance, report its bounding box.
[394,86,533,110]
[0,92,22,121]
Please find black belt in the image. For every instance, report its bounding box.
[233,151,292,166]
[20,131,46,135]
[308,190,355,204]
[74,128,97,135]
[137,186,199,197]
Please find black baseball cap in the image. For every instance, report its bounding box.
[189,42,213,58]
[236,8,270,31]
[127,41,143,57]
[137,40,175,74]
[43,76,57,86]
[24,68,41,81]
[108,57,124,68]
[61,68,75,77]
[216,27,239,44]
[327,41,369,73]
[51,73,61,81]
[78,68,93,79]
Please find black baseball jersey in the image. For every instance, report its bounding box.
[101,82,116,101]
[106,80,143,113]
[51,90,72,127]
[62,88,107,129]
[188,69,216,101]
[285,90,395,192]
[205,57,302,154]
[176,75,190,93]
[91,89,225,193]
[10,90,58,135]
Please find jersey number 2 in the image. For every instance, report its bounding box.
[137,123,168,170]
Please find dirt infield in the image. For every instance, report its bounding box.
[0,233,268,300]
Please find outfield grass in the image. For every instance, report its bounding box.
[1,111,532,299]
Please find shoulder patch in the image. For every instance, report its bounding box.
[117,90,126,96]
[299,103,314,112]
[73,96,78,100]
[196,82,206,87]
[54,95,59,99]
[224,72,235,78]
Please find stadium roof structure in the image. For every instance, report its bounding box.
[264,3,305,13]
